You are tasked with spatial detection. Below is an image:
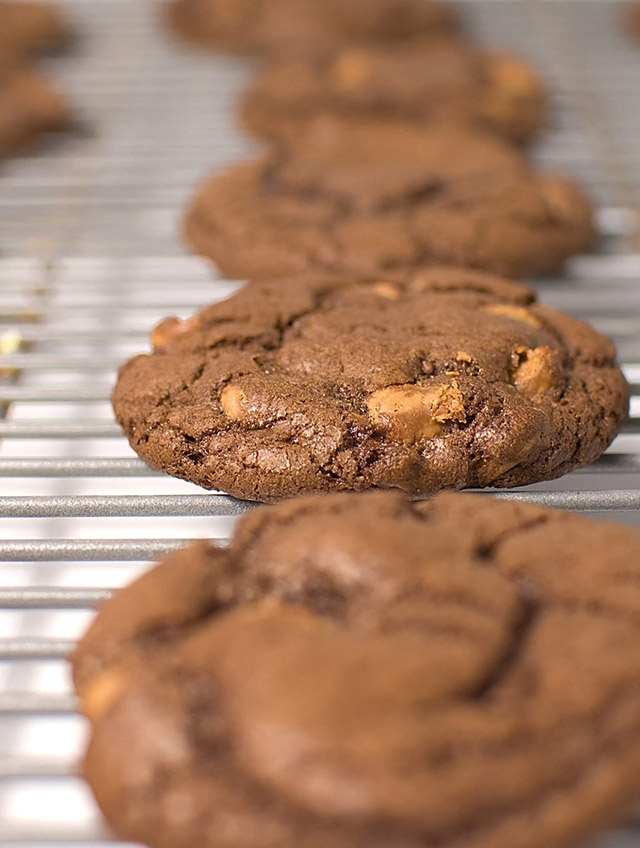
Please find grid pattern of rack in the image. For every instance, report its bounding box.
[2,0,640,845]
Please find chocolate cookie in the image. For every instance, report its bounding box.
[0,63,71,156]
[74,490,640,848]
[112,269,628,502]
[0,1,70,58]
[185,118,595,280]
[242,38,548,145]
[167,0,457,55]
[626,3,640,37]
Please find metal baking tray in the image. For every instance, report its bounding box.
[1,0,640,845]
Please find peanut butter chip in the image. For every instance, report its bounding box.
[221,385,248,420]
[367,382,466,443]
[482,304,540,328]
[542,180,585,221]
[370,282,401,300]
[332,50,372,90]
[83,668,126,722]
[485,54,539,96]
[513,347,556,399]
[152,315,201,350]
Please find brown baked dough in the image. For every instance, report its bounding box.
[0,62,71,155]
[166,0,457,54]
[112,269,628,502]
[0,1,70,57]
[185,118,595,280]
[242,38,548,145]
[74,490,640,848]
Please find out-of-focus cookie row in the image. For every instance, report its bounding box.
[0,1,72,158]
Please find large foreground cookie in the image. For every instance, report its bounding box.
[0,1,70,57]
[242,38,548,145]
[75,490,640,848]
[167,0,457,55]
[185,119,595,280]
[112,269,628,502]
[0,63,71,155]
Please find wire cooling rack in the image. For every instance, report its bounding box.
[2,0,640,845]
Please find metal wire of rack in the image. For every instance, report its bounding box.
[2,0,640,845]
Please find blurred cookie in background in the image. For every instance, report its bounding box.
[0,1,71,58]
[0,61,71,156]
[626,3,640,39]
[166,0,458,55]
[185,117,595,281]
[243,38,548,146]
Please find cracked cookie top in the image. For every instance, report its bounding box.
[74,490,640,848]
[166,0,457,55]
[242,37,548,145]
[111,268,628,502]
[0,1,70,57]
[184,118,595,280]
